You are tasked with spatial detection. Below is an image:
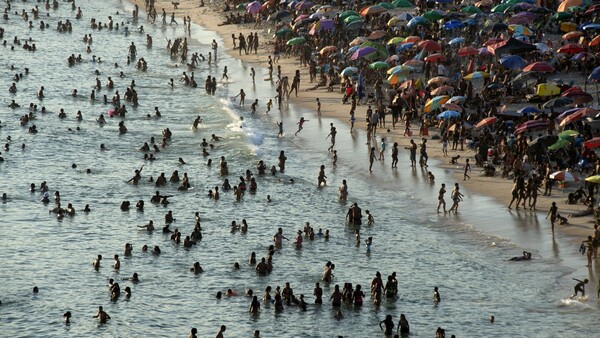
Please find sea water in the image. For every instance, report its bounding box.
[0,1,597,337]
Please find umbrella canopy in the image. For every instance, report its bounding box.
[515,120,548,134]
[589,66,600,81]
[449,37,465,45]
[350,46,377,60]
[491,37,537,55]
[368,30,386,40]
[407,16,430,27]
[443,20,463,30]
[338,10,360,20]
[360,5,387,16]
[558,0,587,12]
[418,40,441,52]
[523,61,555,72]
[368,61,390,70]
[387,37,405,45]
[448,95,466,103]
[562,31,583,40]
[319,45,337,55]
[458,46,479,56]
[462,5,481,13]
[424,95,450,112]
[405,36,422,43]
[286,36,306,45]
[585,175,600,183]
[442,103,463,111]
[340,66,359,76]
[500,55,526,69]
[387,72,408,85]
[464,71,490,80]
[584,137,600,150]
[393,0,414,7]
[428,76,450,85]
[423,10,444,21]
[518,106,542,114]
[475,116,497,129]
[528,135,558,149]
[543,97,573,109]
[343,15,362,24]
[548,139,572,151]
[387,65,412,75]
[431,85,454,95]
[377,2,396,9]
[295,1,313,10]
[424,53,446,62]
[246,1,262,14]
[275,27,293,37]
[549,170,579,181]
[559,110,587,126]
[557,43,585,54]
[437,110,461,119]
[509,24,534,36]
[558,130,579,139]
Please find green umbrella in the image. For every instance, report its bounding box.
[378,2,395,9]
[491,3,512,13]
[236,3,246,10]
[551,12,573,21]
[338,10,359,21]
[567,6,585,12]
[276,27,292,37]
[505,0,530,4]
[286,36,306,46]
[369,61,390,70]
[344,15,362,24]
[461,5,481,14]
[548,138,571,151]
[392,0,414,8]
[558,130,578,139]
[387,36,405,45]
[423,10,443,21]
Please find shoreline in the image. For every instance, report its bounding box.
[138,0,596,245]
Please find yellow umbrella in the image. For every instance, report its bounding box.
[558,0,585,12]
[320,46,337,55]
[387,72,407,85]
[387,37,405,45]
[585,175,600,184]
[386,65,412,75]
[387,17,401,26]
[560,22,578,32]
[424,95,450,112]
[463,71,490,80]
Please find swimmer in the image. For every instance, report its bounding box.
[138,220,154,232]
[572,278,589,298]
[92,254,102,270]
[63,311,71,325]
[509,251,531,261]
[92,306,111,324]
[366,210,374,225]
[433,287,441,303]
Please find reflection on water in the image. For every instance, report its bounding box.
[0,0,597,337]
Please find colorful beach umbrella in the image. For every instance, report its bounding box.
[407,16,430,28]
[418,40,441,52]
[368,61,389,70]
[475,116,497,129]
[585,175,600,183]
[392,0,414,7]
[428,76,450,85]
[557,43,585,54]
[549,170,579,181]
[522,61,555,72]
[360,5,387,16]
[463,71,490,80]
[424,53,446,62]
[458,46,479,56]
[431,85,454,95]
[589,66,600,81]
[449,37,465,45]
[319,45,337,55]
[387,37,405,45]
[509,24,534,36]
[350,46,377,60]
[423,10,444,21]
[246,1,262,14]
[584,137,600,150]
[437,110,461,119]
[500,55,526,69]
[424,95,450,112]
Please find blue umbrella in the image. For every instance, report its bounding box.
[582,23,600,31]
[437,110,461,119]
[463,18,478,26]
[407,16,429,28]
[396,42,414,52]
[500,55,526,69]
[443,20,463,30]
[397,12,413,21]
[517,106,541,115]
[448,37,465,45]
[341,66,358,76]
[589,66,600,81]
[347,45,361,54]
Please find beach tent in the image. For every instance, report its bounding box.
[490,37,537,55]
[536,83,560,97]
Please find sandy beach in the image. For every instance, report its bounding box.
[139,0,598,243]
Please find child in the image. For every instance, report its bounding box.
[276,121,283,137]
[463,158,471,180]
[251,99,258,114]
[332,150,337,168]
[316,98,321,116]
[379,138,385,161]
[266,99,272,114]
[349,111,356,132]
[572,278,589,297]
[366,210,374,225]
[442,135,448,157]
[365,236,372,252]
[355,229,361,246]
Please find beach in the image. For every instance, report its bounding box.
[0,0,599,337]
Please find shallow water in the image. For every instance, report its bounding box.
[0,1,598,337]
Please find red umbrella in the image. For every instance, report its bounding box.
[424,53,446,62]
[584,137,600,150]
[475,116,497,129]
[557,43,585,54]
[515,120,548,134]
[418,40,441,52]
[574,107,599,116]
[522,61,555,72]
[559,110,586,127]
[458,46,478,56]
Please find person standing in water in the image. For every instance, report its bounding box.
[437,183,447,213]
[546,201,558,234]
[295,117,308,136]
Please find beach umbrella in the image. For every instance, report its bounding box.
[423,10,444,21]
[558,130,579,139]
[492,22,509,32]
[295,1,313,10]
[458,46,479,56]
[387,37,405,45]
[431,85,454,95]
[559,110,587,126]
[509,24,534,36]
[269,10,291,21]
[368,30,386,40]
[543,97,573,109]
[443,20,463,30]
[448,95,466,103]
[286,36,306,46]
[393,0,414,8]
[315,5,334,13]
[309,12,325,19]
[492,3,512,12]
[582,23,600,31]
[294,14,310,22]
[449,37,465,45]
[387,72,408,85]
[589,35,600,47]
[508,16,534,25]
[378,2,396,9]
[475,116,497,129]
[246,1,262,14]
[500,55,526,69]
[387,65,412,75]
[589,66,600,81]
[397,42,415,52]
[534,42,552,53]
[584,137,600,150]
[338,10,360,20]
[424,53,446,62]
[437,110,461,119]
[522,61,555,72]
[515,120,548,134]
[585,175,600,183]
[560,22,578,32]
[424,95,450,112]
[461,5,481,13]
[396,13,414,21]
[368,61,390,70]
[562,31,583,40]
[427,76,450,85]
[404,36,422,43]
[319,45,337,55]
[442,103,463,111]
[464,71,490,80]
[407,16,430,28]
[349,36,368,46]
[549,170,579,181]
[350,46,377,60]
[387,17,402,26]
[483,37,504,46]
[343,15,362,24]
[528,135,558,149]
[345,20,365,30]
[517,106,541,114]
[340,66,358,76]
[558,43,584,54]
[275,27,293,37]
[403,59,423,67]
[463,18,479,27]
[360,5,387,16]
[418,40,441,52]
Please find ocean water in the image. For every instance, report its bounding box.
[0,1,598,337]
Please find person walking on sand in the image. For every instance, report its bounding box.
[295,117,308,136]
[546,201,558,234]
[379,138,386,161]
[463,159,471,180]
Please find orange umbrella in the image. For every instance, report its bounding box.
[589,35,600,47]
[424,53,446,62]
[560,110,586,127]
[562,31,583,40]
[475,117,497,129]
[368,30,386,40]
[458,46,478,56]
[320,46,337,55]
[430,85,454,95]
[558,0,585,12]
[404,36,422,43]
[360,5,387,16]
